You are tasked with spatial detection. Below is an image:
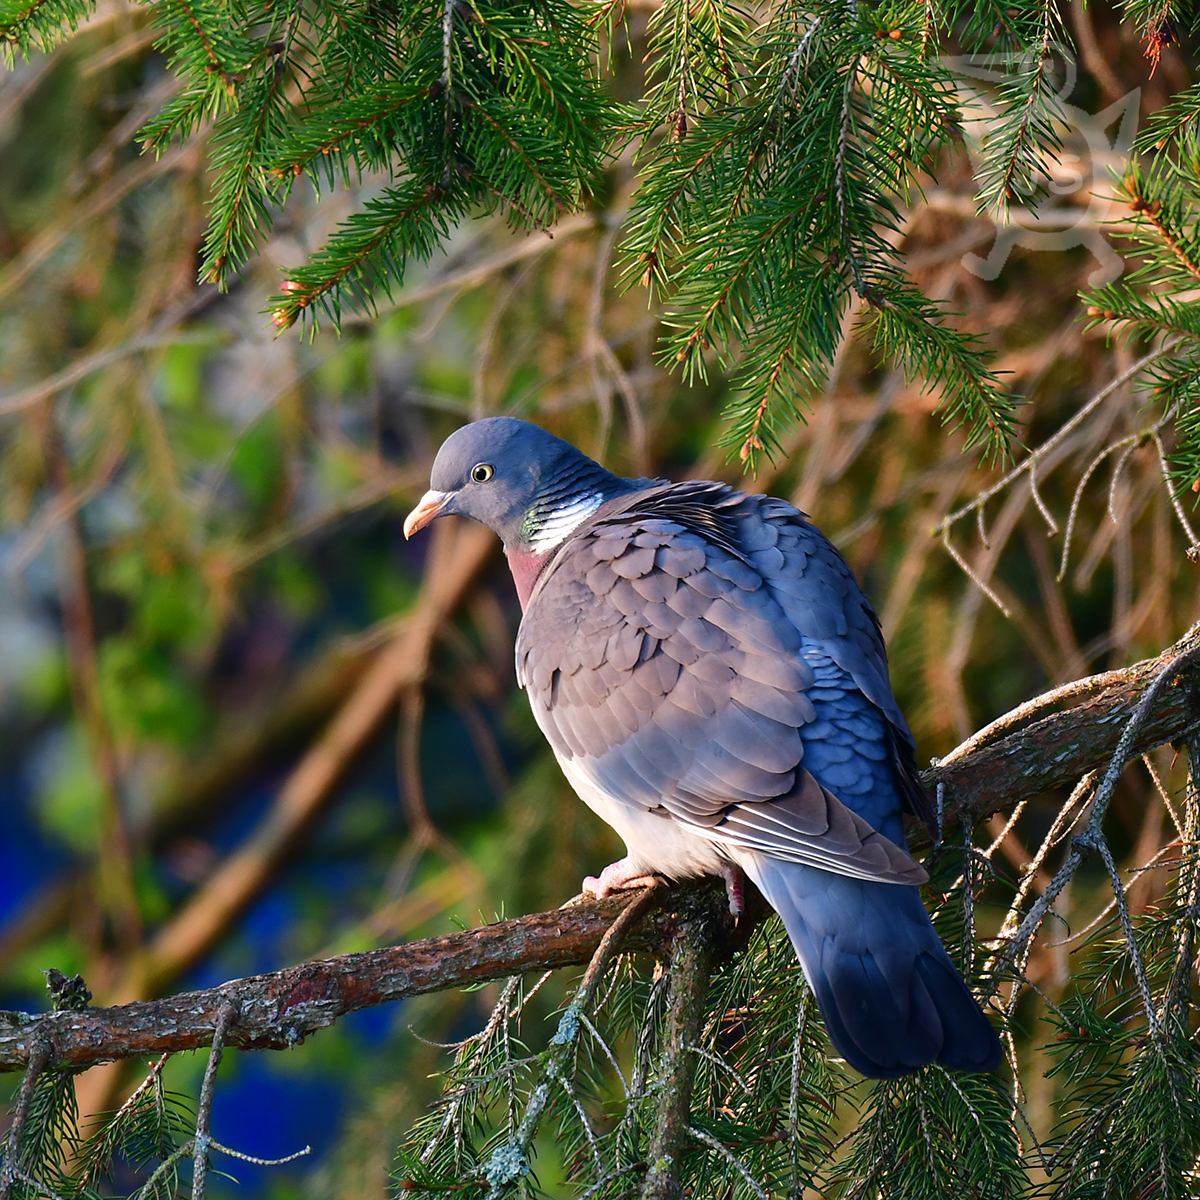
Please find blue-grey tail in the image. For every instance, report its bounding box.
[741,855,1002,1079]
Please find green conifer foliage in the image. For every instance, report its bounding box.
[4,0,1028,460]
[7,0,1200,477]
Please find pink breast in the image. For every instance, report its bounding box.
[505,546,550,611]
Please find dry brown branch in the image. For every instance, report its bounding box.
[984,811,1052,897]
[0,887,688,1071]
[0,883,74,983]
[69,518,492,1120]
[0,334,224,419]
[1069,0,1126,104]
[41,411,141,955]
[343,214,598,328]
[0,141,200,304]
[227,467,427,573]
[141,633,383,840]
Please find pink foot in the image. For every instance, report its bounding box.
[582,857,661,898]
[721,864,746,919]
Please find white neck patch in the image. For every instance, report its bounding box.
[527,492,605,554]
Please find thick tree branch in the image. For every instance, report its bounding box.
[2,626,1198,1075]
[0,889,690,1072]
[921,621,1200,836]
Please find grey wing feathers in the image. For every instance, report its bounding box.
[714,773,927,885]
[516,482,928,884]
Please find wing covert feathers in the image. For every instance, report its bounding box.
[515,480,928,884]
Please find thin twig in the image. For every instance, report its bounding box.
[1153,430,1200,560]
[207,1140,311,1167]
[192,1001,236,1200]
[940,524,1013,617]
[1028,460,1059,535]
[995,773,1096,947]
[686,1041,751,1095]
[1042,838,1182,950]
[132,1139,194,1200]
[474,885,667,1200]
[578,884,665,1005]
[1080,832,1159,1034]
[111,1053,171,1124]
[580,1011,630,1099]
[1143,753,1185,840]
[936,342,1175,538]
[787,990,811,1200]
[5,1170,65,1200]
[0,1031,52,1200]
[343,215,598,328]
[1164,728,1200,1023]
[43,410,141,951]
[556,1073,604,1173]
[687,1126,769,1200]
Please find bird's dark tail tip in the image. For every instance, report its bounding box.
[744,856,1003,1079]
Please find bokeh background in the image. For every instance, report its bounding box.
[1,3,1199,1197]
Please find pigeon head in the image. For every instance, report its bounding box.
[404,417,629,555]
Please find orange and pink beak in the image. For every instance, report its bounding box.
[403,489,453,539]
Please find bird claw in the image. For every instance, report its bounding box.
[722,864,746,920]
[581,860,745,919]
[582,859,660,898]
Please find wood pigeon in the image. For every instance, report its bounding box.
[405,417,1001,1078]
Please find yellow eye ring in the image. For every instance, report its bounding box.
[471,463,495,483]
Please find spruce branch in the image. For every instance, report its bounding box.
[0,1030,51,1200]
[1078,157,1200,495]
[477,885,667,1200]
[640,908,717,1200]
[199,69,294,288]
[1163,727,1200,1023]
[973,0,1067,215]
[0,0,93,58]
[863,287,1018,460]
[270,179,466,330]
[271,83,438,182]
[1136,80,1200,154]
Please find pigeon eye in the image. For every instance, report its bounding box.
[471,463,495,483]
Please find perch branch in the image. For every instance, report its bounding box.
[0,888,687,1072]
[1,628,1198,1075]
